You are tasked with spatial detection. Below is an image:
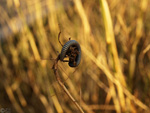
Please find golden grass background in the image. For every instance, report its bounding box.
[0,0,150,113]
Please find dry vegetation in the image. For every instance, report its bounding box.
[0,0,150,113]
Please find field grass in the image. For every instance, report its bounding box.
[0,0,150,113]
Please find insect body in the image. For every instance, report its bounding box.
[60,40,81,67]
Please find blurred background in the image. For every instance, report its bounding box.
[0,0,150,113]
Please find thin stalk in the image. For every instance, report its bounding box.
[52,55,84,113]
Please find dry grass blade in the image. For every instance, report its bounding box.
[81,45,149,111]
[99,0,126,111]
[99,0,126,86]
[4,83,24,113]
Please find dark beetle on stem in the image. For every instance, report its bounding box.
[60,40,81,67]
